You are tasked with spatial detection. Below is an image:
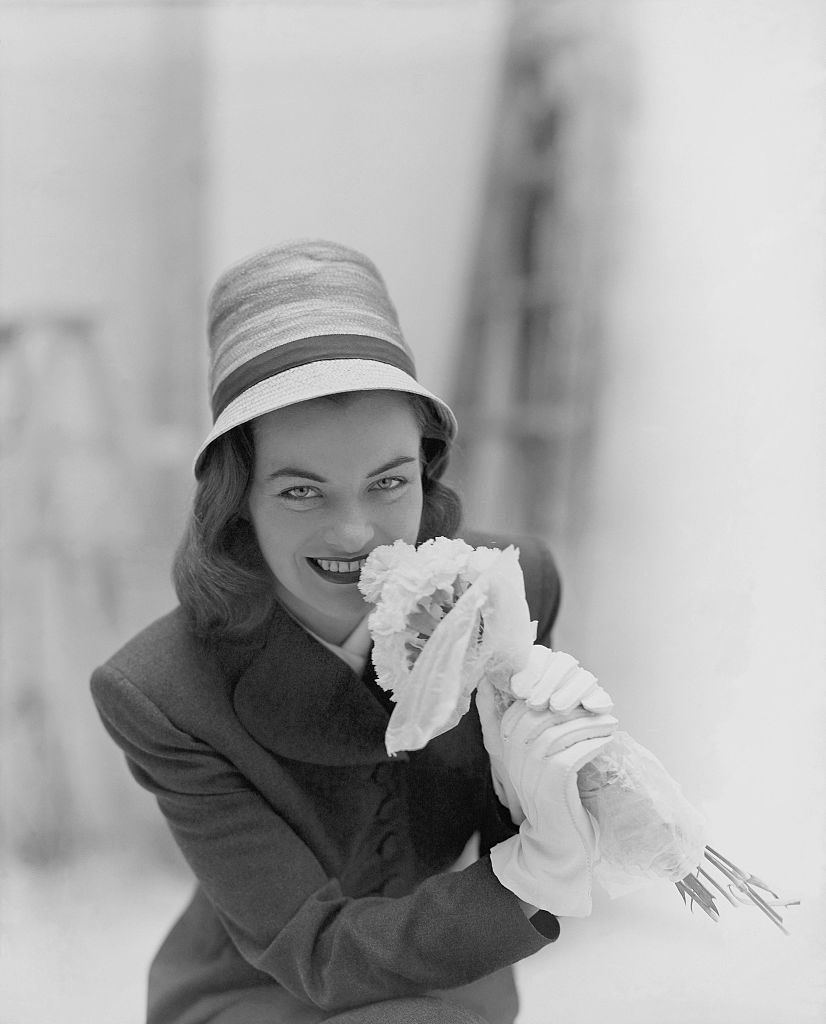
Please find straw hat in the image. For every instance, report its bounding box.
[193,240,457,476]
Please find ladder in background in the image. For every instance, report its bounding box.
[448,0,626,554]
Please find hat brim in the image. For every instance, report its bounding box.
[193,358,457,476]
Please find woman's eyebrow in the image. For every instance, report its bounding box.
[367,455,418,477]
[266,466,326,482]
[266,455,417,483]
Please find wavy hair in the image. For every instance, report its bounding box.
[173,392,462,642]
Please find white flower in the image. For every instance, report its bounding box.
[359,539,481,694]
[358,538,536,751]
[359,539,502,650]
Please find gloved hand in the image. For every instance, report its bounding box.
[477,679,525,824]
[476,646,614,825]
[510,645,614,715]
[488,699,618,917]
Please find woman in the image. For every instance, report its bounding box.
[92,240,616,1024]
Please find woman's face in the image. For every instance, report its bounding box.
[247,391,424,644]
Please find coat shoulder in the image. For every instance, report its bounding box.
[90,607,234,724]
[96,607,200,682]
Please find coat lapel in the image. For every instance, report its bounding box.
[231,602,402,766]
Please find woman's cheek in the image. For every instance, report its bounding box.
[391,486,424,539]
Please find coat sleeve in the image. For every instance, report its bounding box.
[91,664,558,1014]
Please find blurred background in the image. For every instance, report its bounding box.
[1,0,824,1021]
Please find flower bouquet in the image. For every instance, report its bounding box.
[359,537,794,932]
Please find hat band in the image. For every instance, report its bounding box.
[211,335,417,420]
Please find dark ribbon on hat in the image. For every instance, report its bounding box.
[211,335,417,421]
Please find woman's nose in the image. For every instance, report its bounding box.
[323,508,375,554]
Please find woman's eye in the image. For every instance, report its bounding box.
[372,476,405,492]
[280,485,320,501]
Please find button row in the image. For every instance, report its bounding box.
[378,833,399,861]
[375,795,396,824]
[370,763,393,787]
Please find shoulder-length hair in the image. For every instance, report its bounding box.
[173,392,462,642]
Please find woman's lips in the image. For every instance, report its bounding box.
[307,556,367,585]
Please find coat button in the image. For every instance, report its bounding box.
[370,763,393,786]
[381,875,402,896]
[376,796,396,823]
[379,833,399,860]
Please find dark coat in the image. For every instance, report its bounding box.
[91,532,562,1023]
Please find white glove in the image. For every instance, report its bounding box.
[477,680,525,824]
[476,646,615,825]
[510,645,614,715]
[488,699,617,917]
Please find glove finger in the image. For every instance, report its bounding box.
[513,647,577,704]
[523,652,580,707]
[507,645,549,700]
[502,708,561,777]
[581,683,614,714]
[524,665,576,709]
[500,696,538,741]
[548,668,599,713]
[539,715,618,760]
[515,713,617,803]
[505,699,615,747]
[555,732,616,775]
[502,699,578,747]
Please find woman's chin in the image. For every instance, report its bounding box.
[276,577,369,640]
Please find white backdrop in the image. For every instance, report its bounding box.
[1,2,823,1022]
[202,0,510,402]
[531,4,826,1022]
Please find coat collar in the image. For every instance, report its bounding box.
[231,601,406,766]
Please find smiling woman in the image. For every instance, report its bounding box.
[91,240,573,1024]
[173,388,460,645]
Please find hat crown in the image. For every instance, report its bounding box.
[207,240,413,399]
[192,239,457,476]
